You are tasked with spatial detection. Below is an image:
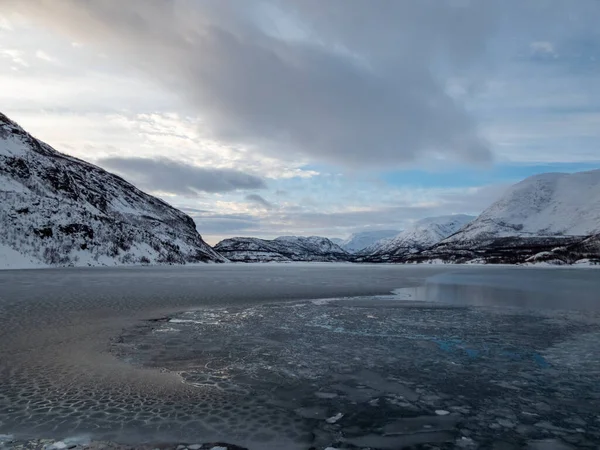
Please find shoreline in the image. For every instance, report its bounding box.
[1,258,599,272]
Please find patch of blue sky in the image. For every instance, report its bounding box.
[379,162,600,189]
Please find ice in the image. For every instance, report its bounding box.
[2,265,600,449]
[347,431,454,449]
[325,413,343,424]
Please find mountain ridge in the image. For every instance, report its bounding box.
[445,170,600,243]
[405,171,600,265]
[0,111,225,268]
[338,230,401,253]
[359,214,475,262]
[214,235,349,262]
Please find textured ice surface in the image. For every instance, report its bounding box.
[112,298,600,448]
[2,265,600,449]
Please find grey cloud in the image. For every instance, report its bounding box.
[184,211,261,241]
[8,0,498,168]
[245,194,274,210]
[98,156,266,195]
[196,181,508,242]
[280,183,506,230]
[178,206,211,214]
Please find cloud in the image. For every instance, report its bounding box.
[191,181,509,242]
[245,194,274,210]
[35,50,58,63]
[530,41,556,56]
[182,210,261,242]
[270,183,505,232]
[5,0,496,168]
[0,49,28,67]
[98,156,266,195]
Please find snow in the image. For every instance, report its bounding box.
[0,129,28,158]
[274,235,347,253]
[0,111,224,269]
[446,170,600,242]
[365,215,475,258]
[0,243,47,269]
[215,236,349,262]
[339,230,400,253]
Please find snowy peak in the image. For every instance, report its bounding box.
[274,235,349,254]
[215,236,349,262]
[363,214,474,260]
[0,111,225,268]
[446,170,600,243]
[338,230,400,253]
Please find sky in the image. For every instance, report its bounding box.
[1,0,599,245]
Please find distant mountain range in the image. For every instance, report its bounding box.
[337,230,400,253]
[358,215,475,262]
[214,236,349,262]
[0,112,224,268]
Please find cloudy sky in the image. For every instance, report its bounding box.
[1,0,599,244]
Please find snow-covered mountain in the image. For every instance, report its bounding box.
[338,230,400,253]
[359,215,474,262]
[214,236,350,262]
[0,112,225,268]
[407,171,600,265]
[446,170,600,243]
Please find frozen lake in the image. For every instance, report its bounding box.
[0,264,599,449]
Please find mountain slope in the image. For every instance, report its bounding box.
[0,112,225,268]
[214,236,349,262]
[408,170,600,265]
[339,230,400,253]
[446,170,600,243]
[360,215,474,262]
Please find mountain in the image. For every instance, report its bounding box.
[214,236,350,262]
[446,170,600,243]
[358,215,475,262]
[0,112,225,268]
[339,230,400,253]
[330,238,344,246]
[411,171,600,265]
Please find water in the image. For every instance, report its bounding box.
[421,269,600,311]
[1,265,599,448]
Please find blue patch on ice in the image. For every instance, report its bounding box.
[532,353,550,368]
[465,348,480,358]
[432,338,550,368]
